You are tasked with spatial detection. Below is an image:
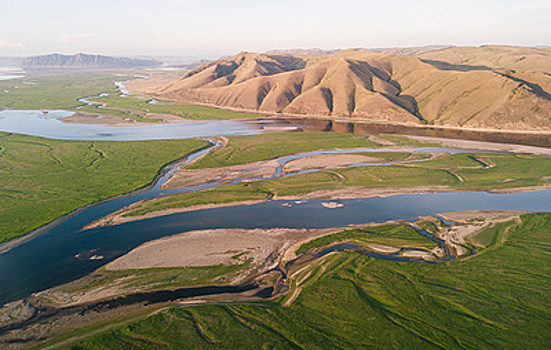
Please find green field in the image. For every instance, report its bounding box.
[0,74,121,110]
[0,73,263,121]
[66,213,551,349]
[295,224,438,254]
[121,133,551,218]
[0,132,208,242]
[88,93,264,120]
[189,132,383,169]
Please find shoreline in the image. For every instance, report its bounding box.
[126,77,551,135]
[0,209,525,347]
[5,131,551,251]
[0,143,213,254]
[83,184,551,230]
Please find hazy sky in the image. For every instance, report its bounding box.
[1,0,550,58]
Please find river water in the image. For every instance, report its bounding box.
[0,110,281,140]
[0,109,550,305]
[0,190,550,304]
[0,67,25,81]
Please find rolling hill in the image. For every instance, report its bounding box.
[134,46,551,131]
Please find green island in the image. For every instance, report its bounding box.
[117,132,551,218]
[86,93,264,121]
[44,213,551,349]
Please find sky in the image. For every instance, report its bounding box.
[1,0,550,59]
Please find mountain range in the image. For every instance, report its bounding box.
[22,53,160,69]
[136,45,551,131]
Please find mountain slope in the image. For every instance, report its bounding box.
[22,53,160,69]
[144,47,551,131]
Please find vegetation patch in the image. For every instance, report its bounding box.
[0,74,121,110]
[190,132,380,169]
[0,132,208,242]
[296,225,437,254]
[69,214,551,349]
[88,94,263,120]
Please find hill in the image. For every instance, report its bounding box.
[367,45,453,56]
[266,48,339,56]
[22,53,160,69]
[417,45,551,71]
[134,46,551,131]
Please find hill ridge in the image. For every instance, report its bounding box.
[135,46,551,131]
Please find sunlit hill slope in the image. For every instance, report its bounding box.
[142,46,551,131]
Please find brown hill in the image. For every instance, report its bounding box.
[418,45,551,71]
[138,47,551,131]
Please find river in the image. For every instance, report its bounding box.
[0,109,550,305]
[0,110,291,140]
[0,67,25,81]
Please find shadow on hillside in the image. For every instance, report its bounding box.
[421,59,492,72]
[496,72,551,102]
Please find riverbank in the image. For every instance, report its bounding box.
[0,132,209,245]
[83,186,452,229]
[83,134,551,229]
[0,210,526,348]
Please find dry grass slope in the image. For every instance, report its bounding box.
[136,47,551,131]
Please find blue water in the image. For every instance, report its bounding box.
[0,110,272,140]
[0,189,550,305]
[0,109,549,306]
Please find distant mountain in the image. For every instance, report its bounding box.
[21,53,160,69]
[266,48,339,56]
[364,45,453,56]
[131,46,551,131]
[0,57,24,67]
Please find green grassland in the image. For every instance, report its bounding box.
[0,73,264,121]
[123,150,551,218]
[78,105,166,123]
[66,213,551,349]
[296,224,438,254]
[0,132,208,242]
[189,132,382,169]
[0,74,121,110]
[88,93,263,120]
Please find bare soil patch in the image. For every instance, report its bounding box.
[283,154,379,172]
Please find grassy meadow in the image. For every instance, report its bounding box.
[0,74,121,110]
[188,132,383,169]
[88,93,264,120]
[0,132,208,242]
[122,133,551,218]
[0,72,262,121]
[65,213,551,349]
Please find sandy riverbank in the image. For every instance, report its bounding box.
[283,153,381,172]
[83,185,453,230]
[406,135,551,156]
[106,228,327,271]
[60,111,197,126]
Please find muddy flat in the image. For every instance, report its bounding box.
[106,228,318,270]
[283,154,380,172]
